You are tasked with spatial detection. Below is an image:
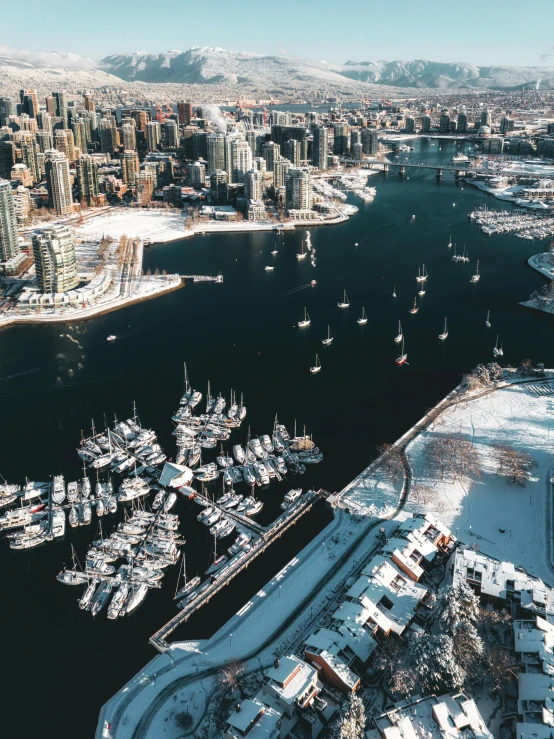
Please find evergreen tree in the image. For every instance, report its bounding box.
[435,582,480,633]
[408,633,466,693]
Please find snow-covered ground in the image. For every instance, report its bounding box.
[96,507,400,739]
[345,380,554,584]
[74,210,188,244]
[528,253,554,280]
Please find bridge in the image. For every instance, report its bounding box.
[149,488,325,652]
[336,158,545,179]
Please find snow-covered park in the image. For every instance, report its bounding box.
[344,380,554,584]
[74,209,188,244]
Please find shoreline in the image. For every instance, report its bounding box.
[0,275,184,329]
[520,253,554,317]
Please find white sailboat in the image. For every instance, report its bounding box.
[470,260,480,283]
[485,310,491,328]
[298,307,311,328]
[337,290,350,308]
[396,338,407,366]
[394,321,403,343]
[357,307,368,325]
[392,284,396,298]
[271,240,278,255]
[409,297,419,314]
[447,234,452,248]
[265,265,274,272]
[296,240,307,260]
[416,265,427,283]
[310,355,322,374]
[438,317,448,341]
[322,326,333,346]
[493,336,504,357]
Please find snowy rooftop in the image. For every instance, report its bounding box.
[453,550,554,619]
[263,655,318,708]
[158,462,193,488]
[372,693,493,739]
[224,698,282,738]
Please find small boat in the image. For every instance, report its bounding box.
[79,578,99,610]
[337,290,350,308]
[409,298,419,315]
[246,499,263,516]
[438,317,448,341]
[296,241,307,260]
[322,325,333,346]
[396,338,408,366]
[310,354,322,374]
[493,336,504,357]
[206,554,228,576]
[411,214,416,220]
[357,307,368,325]
[392,284,396,298]
[311,279,316,287]
[281,488,302,510]
[125,583,148,615]
[470,260,480,283]
[416,265,428,283]
[107,335,116,342]
[485,310,491,328]
[447,235,452,248]
[90,580,113,617]
[265,265,274,272]
[418,288,425,297]
[394,321,403,344]
[298,307,311,328]
[354,242,359,246]
[107,583,129,620]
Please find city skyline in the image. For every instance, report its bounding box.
[1,0,554,68]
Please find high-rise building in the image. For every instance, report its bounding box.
[54,129,76,161]
[207,133,225,174]
[0,141,16,179]
[262,141,280,172]
[73,119,89,155]
[273,157,291,190]
[350,129,362,147]
[244,169,263,201]
[45,149,73,216]
[254,157,266,174]
[210,170,228,204]
[52,91,68,127]
[121,151,140,185]
[457,113,468,133]
[0,179,20,261]
[20,134,40,184]
[135,171,156,205]
[100,119,117,154]
[36,130,53,153]
[76,154,99,206]
[439,113,451,133]
[32,225,79,293]
[121,124,137,151]
[285,167,312,212]
[163,119,179,150]
[0,96,15,126]
[333,124,350,156]
[19,89,38,118]
[361,128,379,156]
[421,115,431,133]
[12,185,31,224]
[285,139,301,166]
[480,110,492,127]
[146,121,161,152]
[187,161,206,187]
[500,116,514,134]
[83,93,95,112]
[404,117,415,134]
[312,127,328,170]
[178,102,193,125]
[45,95,56,117]
[231,140,252,184]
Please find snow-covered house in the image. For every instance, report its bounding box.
[258,656,320,719]
[223,698,282,739]
[368,692,493,739]
[453,550,554,621]
[513,616,554,735]
[380,514,454,582]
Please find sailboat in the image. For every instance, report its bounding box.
[310,355,322,374]
[296,240,307,260]
[396,338,408,366]
[322,326,333,346]
[206,532,228,576]
[485,310,491,328]
[447,234,452,248]
[357,307,368,325]
[438,317,448,341]
[392,284,396,298]
[337,290,350,308]
[298,307,311,328]
[174,556,201,601]
[409,297,419,314]
[394,321,403,343]
[493,336,504,357]
[470,260,480,283]
[271,240,278,255]
[418,286,426,296]
[452,244,459,262]
[461,246,469,263]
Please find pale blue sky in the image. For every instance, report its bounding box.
[2,0,553,67]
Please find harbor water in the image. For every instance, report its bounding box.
[0,138,552,738]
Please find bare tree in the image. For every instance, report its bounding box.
[494,445,535,486]
[376,443,404,482]
[218,660,245,694]
[485,646,518,692]
[426,436,481,481]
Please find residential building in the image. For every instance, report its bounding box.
[362,128,379,156]
[32,225,79,293]
[76,154,99,206]
[259,656,320,719]
[52,91,68,127]
[20,89,38,118]
[121,124,136,151]
[207,133,225,174]
[439,113,451,133]
[44,149,73,216]
[231,140,253,184]
[146,121,161,152]
[285,166,312,212]
[421,115,431,132]
[223,698,281,739]
[12,185,31,224]
[262,141,281,172]
[480,109,492,127]
[11,164,33,188]
[54,129,76,161]
[20,134,40,184]
[0,141,16,179]
[285,139,301,166]
[187,161,206,187]
[178,101,193,125]
[312,126,328,170]
[0,179,20,261]
[210,169,228,204]
[333,123,350,155]
[404,116,415,133]
[135,171,156,205]
[163,119,179,150]
[246,200,267,221]
[273,157,291,190]
[500,116,515,134]
[457,113,468,132]
[121,151,140,185]
[244,169,263,201]
[0,96,15,126]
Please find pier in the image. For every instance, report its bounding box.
[180,274,223,283]
[148,488,324,652]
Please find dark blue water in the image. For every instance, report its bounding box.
[0,138,551,738]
